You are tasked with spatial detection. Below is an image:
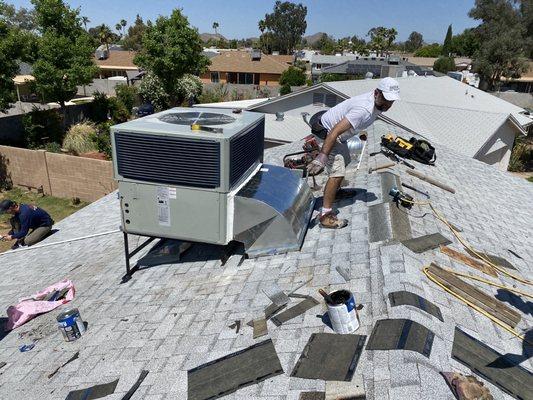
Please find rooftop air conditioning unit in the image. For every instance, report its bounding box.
[111,108,314,256]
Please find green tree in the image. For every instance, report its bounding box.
[405,31,423,53]
[433,56,456,73]
[115,84,139,113]
[450,28,480,57]
[134,9,209,106]
[81,16,89,31]
[350,35,368,54]
[261,1,307,54]
[97,24,113,52]
[414,43,442,57]
[367,26,397,56]
[122,14,147,51]
[31,0,98,112]
[115,22,122,36]
[520,0,533,58]
[0,20,23,112]
[469,0,529,90]
[0,1,37,31]
[442,24,453,56]
[312,33,336,54]
[279,66,306,86]
[120,19,126,36]
[138,72,170,111]
[212,21,219,35]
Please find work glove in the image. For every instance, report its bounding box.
[307,152,328,176]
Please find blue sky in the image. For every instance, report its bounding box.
[9,0,478,43]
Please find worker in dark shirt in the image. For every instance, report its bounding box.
[0,200,54,249]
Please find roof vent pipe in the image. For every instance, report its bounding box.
[275,112,284,121]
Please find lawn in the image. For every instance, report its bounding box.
[0,188,88,253]
[528,176,533,183]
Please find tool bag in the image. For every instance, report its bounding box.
[409,137,436,165]
[381,135,436,165]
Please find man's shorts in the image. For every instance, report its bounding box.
[325,141,351,178]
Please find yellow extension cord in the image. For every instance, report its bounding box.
[396,194,532,343]
[423,266,531,344]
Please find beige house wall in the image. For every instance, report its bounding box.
[0,145,116,202]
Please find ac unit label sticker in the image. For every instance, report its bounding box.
[157,186,171,226]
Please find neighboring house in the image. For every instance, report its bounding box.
[406,56,472,71]
[193,98,309,147]
[245,75,532,171]
[317,57,438,82]
[94,49,139,79]
[12,62,37,102]
[310,54,359,76]
[500,61,533,93]
[199,50,293,86]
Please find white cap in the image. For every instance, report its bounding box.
[377,77,400,101]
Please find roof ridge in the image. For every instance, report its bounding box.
[402,100,515,117]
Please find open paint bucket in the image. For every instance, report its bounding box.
[326,290,359,334]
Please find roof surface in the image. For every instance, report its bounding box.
[207,51,292,74]
[319,59,437,77]
[0,120,532,399]
[406,57,472,68]
[324,76,531,157]
[263,113,310,143]
[94,50,137,70]
[310,54,359,64]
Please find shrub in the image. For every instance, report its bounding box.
[115,84,139,114]
[63,122,98,155]
[138,72,170,111]
[414,44,442,57]
[433,57,456,74]
[175,74,203,103]
[0,153,12,191]
[280,66,306,86]
[89,91,111,123]
[508,140,532,172]
[44,142,62,153]
[22,107,64,149]
[91,122,113,160]
[279,84,292,96]
[108,97,130,124]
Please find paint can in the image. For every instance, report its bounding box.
[326,290,359,334]
[57,308,85,342]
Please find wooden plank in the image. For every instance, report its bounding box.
[427,263,521,328]
[440,246,498,277]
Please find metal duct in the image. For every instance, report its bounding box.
[233,165,315,257]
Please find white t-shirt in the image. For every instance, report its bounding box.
[320,91,380,142]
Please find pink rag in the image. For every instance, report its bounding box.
[5,279,75,330]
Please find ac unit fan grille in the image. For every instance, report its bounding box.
[115,132,220,188]
[229,120,264,187]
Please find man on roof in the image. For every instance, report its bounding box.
[0,200,54,249]
[308,77,400,229]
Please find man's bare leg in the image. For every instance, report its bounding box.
[322,176,344,211]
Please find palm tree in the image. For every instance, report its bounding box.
[98,24,112,53]
[81,16,90,31]
[212,21,219,36]
[120,19,127,36]
[115,23,122,37]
